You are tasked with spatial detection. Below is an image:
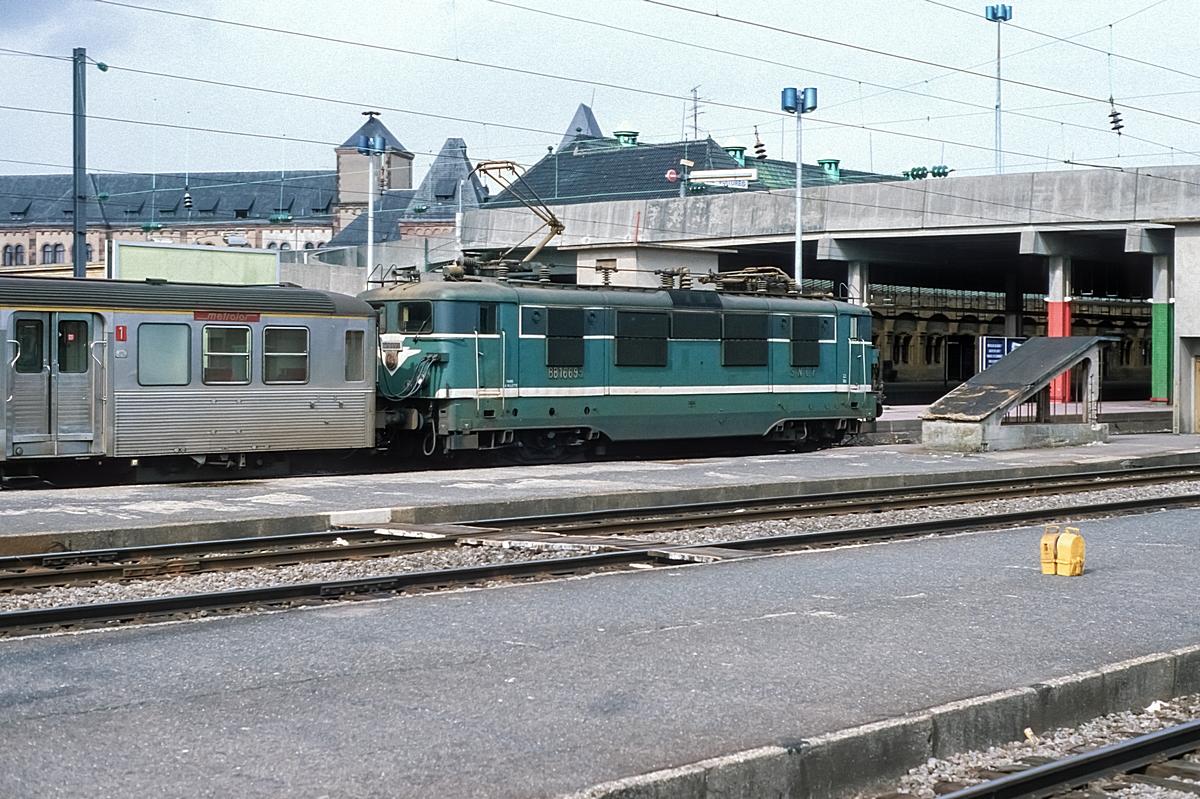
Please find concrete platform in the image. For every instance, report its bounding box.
[3,432,1200,556]
[2,507,1199,798]
[858,400,1174,445]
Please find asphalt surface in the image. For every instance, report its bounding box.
[2,506,1198,798]
[3,434,1200,540]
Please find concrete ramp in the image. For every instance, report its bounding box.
[922,336,1111,452]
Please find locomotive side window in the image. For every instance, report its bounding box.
[397,302,432,334]
[57,320,89,373]
[137,323,191,386]
[202,326,251,384]
[263,327,309,384]
[438,301,498,334]
[615,311,668,367]
[791,316,821,368]
[345,330,366,382]
[13,319,43,373]
[546,307,584,367]
[722,313,768,367]
[671,312,721,340]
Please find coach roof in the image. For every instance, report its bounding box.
[0,276,373,317]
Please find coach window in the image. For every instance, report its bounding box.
[397,301,433,334]
[202,326,251,384]
[14,319,43,373]
[345,329,365,382]
[546,307,585,367]
[138,323,191,386]
[791,316,821,367]
[615,310,668,366]
[263,327,309,383]
[57,320,89,373]
[722,313,768,367]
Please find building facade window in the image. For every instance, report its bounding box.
[42,244,53,264]
[2,245,11,266]
[54,243,65,264]
[267,242,278,250]
[303,242,315,250]
[279,242,291,251]
[14,245,24,265]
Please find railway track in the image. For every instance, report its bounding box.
[5,462,1200,594]
[939,719,1200,799]
[2,464,1200,636]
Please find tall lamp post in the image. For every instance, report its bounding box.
[782,86,817,288]
[985,4,1012,174]
[356,124,386,274]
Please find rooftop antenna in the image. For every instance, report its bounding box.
[691,86,704,140]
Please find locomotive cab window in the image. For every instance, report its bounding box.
[615,310,668,367]
[57,320,89,373]
[438,301,498,334]
[546,306,584,367]
[345,329,365,382]
[396,301,432,334]
[791,316,821,368]
[263,327,309,384]
[138,323,191,386]
[202,326,251,384]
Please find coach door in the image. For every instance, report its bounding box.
[7,311,102,457]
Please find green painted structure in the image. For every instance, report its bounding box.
[361,278,878,457]
[1152,302,1173,402]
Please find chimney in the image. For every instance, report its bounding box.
[818,158,841,183]
[724,144,747,167]
[613,129,639,147]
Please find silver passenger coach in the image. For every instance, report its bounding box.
[0,277,375,478]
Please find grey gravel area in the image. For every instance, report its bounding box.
[5,479,1199,614]
[870,694,1200,799]
[0,544,567,613]
[627,480,1200,547]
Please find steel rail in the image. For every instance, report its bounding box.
[467,464,1200,532]
[0,528,459,591]
[5,485,1200,635]
[939,719,1200,799]
[6,464,1195,592]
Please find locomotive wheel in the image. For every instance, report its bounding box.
[511,431,571,464]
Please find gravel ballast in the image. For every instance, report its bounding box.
[4,479,1200,613]
[868,693,1200,799]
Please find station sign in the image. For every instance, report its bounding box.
[688,168,758,189]
[978,335,1025,372]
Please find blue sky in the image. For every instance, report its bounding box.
[2,0,1198,187]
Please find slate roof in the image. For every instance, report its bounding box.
[396,137,488,222]
[338,116,410,154]
[325,190,417,246]
[485,136,900,209]
[0,171,337,229]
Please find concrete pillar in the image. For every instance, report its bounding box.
[847,261,869,305]
[1004,271,1022,337]
[1047,255,1072,402]
[1150,254,1173,403]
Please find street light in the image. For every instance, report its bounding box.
[782,86,817,287]
[985,4,1012,174]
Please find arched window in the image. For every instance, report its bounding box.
[2,245,11,266]
[267,242,278,250]
[42,244,53,264]
[303,242,315,250]
[14,245,24,265]
[54,243,65,264]
[86,243,93,262]
[279,242,291,251]
[317,242,326,249]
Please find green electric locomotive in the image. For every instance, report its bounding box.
[361,270,879,461]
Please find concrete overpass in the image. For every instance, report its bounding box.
[462,165,1200,431]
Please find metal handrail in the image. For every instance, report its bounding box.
[5,339,18,402]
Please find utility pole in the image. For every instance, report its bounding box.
[782,87,817,288]
[985,5,1012,175]
[357,112,386,276]
[72,47,87,278]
